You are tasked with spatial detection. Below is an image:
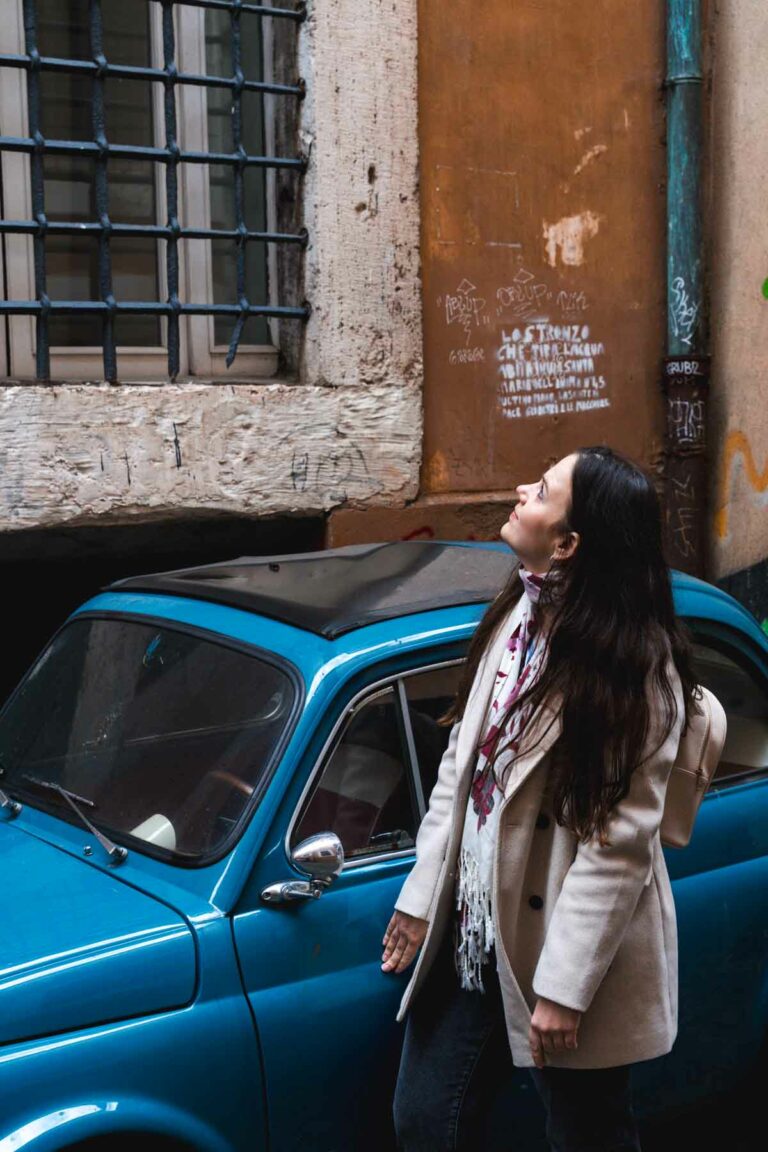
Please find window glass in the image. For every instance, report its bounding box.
[204,6,269,346]
[37,0,161,346]
[691,640,768,783]
[293,686,418,860]
[32,1,271,351]
[402,663,464,803]
[0,617,295,859]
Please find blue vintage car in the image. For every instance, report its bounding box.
[0,540,765,1151]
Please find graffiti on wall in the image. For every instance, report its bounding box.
[666,396,705,448]
[669,275,699,348]
[714,429,768,541]
[442,279,491,344]
[437,267,611,421]
[714,430,768,634]
[496,322,608,420]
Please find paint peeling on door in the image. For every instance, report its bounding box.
[573,144,608,177]
[542,211,604,267]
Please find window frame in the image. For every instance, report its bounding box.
[0,0,284,382]
[686,617,768,793]
[284,617,768,872]
[285,656,466,872]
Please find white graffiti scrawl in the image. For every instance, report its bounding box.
[670,276,698,348]
[496,321,611,420]
[440,279,491,344]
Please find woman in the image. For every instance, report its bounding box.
[382,445,699,1151]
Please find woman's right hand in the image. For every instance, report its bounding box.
[381,909,429,973]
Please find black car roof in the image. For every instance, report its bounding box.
[105,541,517,639]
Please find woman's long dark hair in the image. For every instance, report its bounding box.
[439,444,701,847]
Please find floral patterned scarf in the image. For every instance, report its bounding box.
[453,564,548,992]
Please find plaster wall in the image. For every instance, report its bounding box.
[706,1,768,627]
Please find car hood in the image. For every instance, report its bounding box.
[0,821,196,1046]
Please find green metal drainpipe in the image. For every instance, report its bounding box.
[663,0,709,578]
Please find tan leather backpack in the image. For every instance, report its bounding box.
[660,685,728,849]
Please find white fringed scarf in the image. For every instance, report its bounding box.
[453,564,549,992]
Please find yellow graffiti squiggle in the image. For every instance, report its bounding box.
[715,430,768,538]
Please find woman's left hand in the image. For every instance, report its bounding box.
[529,997,582,1068]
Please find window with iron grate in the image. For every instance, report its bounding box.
[0,0,308,382]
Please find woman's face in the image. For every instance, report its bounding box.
[500,452,580,574]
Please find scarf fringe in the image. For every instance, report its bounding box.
[454,843,495,993]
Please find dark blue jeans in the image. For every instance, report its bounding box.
[393,915,643,1152]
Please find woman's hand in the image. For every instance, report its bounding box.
[381,910,429,973]
[529,996,582,1068]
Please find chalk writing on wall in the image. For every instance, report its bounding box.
[495,269,550,318]
[670,276,698,348]
[662,356,709,451]
[449,346,486,365]
[439,278,491,344]
[291,444,370,500]
[495,321,610,420]
[667,397,705,448]
[669,468,698,559]
[439,268,610,420]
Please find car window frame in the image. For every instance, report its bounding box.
[685,616,768,793]
[285,656,466,872]
[283,609,768,868]
[0,608,305,870]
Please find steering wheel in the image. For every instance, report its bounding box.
[172,768,255,854]
[207,769,254,798]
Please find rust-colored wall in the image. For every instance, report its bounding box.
[418,0,668,492]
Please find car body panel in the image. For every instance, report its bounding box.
[0,820,197,1046]
[0,917,265,1152]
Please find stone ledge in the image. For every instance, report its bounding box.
[0,380,423,531]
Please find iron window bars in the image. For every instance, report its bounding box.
[0,0,310,383]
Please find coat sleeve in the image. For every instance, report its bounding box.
[392,716,463,921]
[531,659,685,1014]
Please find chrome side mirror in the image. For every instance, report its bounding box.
[261,831,345,904]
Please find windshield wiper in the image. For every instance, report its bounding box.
[0,787,21,818]
[0,758,22,817]
[21,775,127,864]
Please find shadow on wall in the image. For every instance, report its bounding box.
[0,514,326,708]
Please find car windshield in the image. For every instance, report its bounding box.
[0,616,296,861]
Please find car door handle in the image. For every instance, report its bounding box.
[261,876,333,904]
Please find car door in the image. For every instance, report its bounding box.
[230,660,467,1152]
[634,620,768,1114]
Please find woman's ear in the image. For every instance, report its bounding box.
[554,530,580,560]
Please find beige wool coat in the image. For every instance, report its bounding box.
[393,594,687,1069]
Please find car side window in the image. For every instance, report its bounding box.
[690,638,768,785]
[292,686,418,860]
[402,662,464,804]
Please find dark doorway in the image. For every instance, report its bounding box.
[0,514,326,706]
